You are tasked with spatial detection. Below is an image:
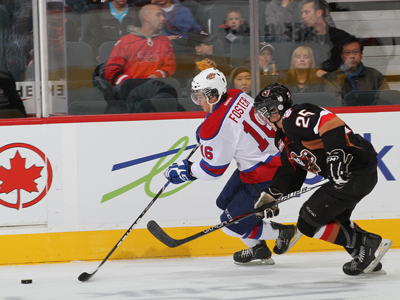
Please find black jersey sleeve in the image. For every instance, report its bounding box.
[320,125,347,153]
[270,130,308,195]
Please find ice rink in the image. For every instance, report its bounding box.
[1,250,399,300]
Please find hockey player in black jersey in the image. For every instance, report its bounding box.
[252,82,392,275]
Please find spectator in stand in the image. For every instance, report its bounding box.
[174,32,231,82]
[104,4,176,113]
[47,1,79,80]
[301,0,350,77]
[264,0,335,42]
[324,35,389,106]
[278,45,340,104]
[84,0,138,60]
[154,0,201,40]
[105,4,175,85]
[265,0,305,42]
[47,1,79,46]
[218,7,249,56]
[245,42,278,75]
[229,66,251,96]
[0,68,27,117]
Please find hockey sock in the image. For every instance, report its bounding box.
[313,220,361,254]
[240,220,279,247]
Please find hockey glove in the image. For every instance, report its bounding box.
[164,160,197,184]
[254,188,282,219]
[326,149,353,189]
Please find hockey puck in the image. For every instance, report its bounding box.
[21,279,32,284]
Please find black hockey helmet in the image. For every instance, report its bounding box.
[254,83,293,125]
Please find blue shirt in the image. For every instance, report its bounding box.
[109,2,128,23]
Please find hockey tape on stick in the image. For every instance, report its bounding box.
[147,179,330,248]
[78,144,200,282]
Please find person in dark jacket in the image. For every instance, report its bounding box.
[84,0,138,60]
[324,35,389,106]
[154,0,201,40]
[174,32,231,84]
[300,0,350,77]
[0,69,27,117]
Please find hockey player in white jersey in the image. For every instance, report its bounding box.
[164,68,299,265]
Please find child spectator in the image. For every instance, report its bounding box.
[229,66,251,96]
[218,7,249,55]
[244,42,278,75]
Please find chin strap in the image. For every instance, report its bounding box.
[207,94,222,113]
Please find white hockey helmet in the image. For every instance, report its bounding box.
[190,68,227,107]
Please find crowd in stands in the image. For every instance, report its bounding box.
[0,0,395,116]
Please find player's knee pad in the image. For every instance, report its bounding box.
[297,216,318,237]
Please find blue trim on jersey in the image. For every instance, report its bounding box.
[199,159,230,177]
[200,91,243,141]
[241,161,264,174]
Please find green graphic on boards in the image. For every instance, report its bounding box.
[101,137,193,203]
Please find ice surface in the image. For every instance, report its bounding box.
[1,250,399,300]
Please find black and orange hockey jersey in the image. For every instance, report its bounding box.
[270,103,377,194]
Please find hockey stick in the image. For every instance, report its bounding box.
[147,179,330,248]
[78,143,199,282]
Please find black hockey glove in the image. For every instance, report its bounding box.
[254,188,282,219]
[326,149,353,189]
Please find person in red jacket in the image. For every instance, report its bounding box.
[104,4,176,86]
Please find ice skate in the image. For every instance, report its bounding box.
[343,261,385,276]
[270,221,300,255]
[342,233,392,275]
[233,240,275,265]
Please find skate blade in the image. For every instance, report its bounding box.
[280,231,303,255]
[364,269,387,275]
[364,239,392,274]
[234,257,275,266]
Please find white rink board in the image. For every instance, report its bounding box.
[0,111,398,235]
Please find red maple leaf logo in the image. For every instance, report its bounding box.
[0,151,43,210]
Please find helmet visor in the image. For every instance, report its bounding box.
[190,89,208,105]
[254,105,279,125]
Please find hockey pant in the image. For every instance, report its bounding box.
[217,169,279,247]
[297,163,378,255]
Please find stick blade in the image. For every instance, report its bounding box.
[78,272,95,282]
[147,220,181,248]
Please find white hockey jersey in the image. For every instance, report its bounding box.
[191,89,281,184]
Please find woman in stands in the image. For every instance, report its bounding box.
[278,46,341,105]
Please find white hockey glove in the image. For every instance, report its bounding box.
[254,188,282,219]
[164,160,197,184]
[326,149,353,189]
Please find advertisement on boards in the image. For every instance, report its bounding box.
[0,111,398,231]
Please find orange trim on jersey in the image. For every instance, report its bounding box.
[302,138,324,150]
[320,220,341,243]
[318,116,345,136]
[345,133,362,149]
